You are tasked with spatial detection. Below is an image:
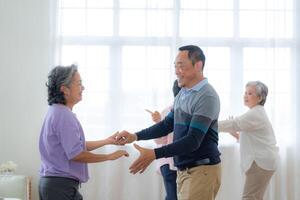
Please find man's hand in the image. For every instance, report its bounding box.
[108,150,129,160]
[129,144,155,174]
[115,130,137,145]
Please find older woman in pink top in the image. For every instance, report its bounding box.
[147,80,181,200]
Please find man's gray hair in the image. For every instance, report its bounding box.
[246,81,268,106]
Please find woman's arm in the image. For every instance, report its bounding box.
[86,132,119,151]
[219,109,260,133]
[72,150,129,163]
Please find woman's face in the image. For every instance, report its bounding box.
[244,85,261,108]
[63,72,85,108]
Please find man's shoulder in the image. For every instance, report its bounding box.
[202,83,219,95]
[193,84,219,102]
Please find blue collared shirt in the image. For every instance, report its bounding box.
[180,78,208,101]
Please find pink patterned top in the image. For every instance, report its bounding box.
[154,106,177,173]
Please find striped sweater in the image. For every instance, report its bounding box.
[136,79,221,168]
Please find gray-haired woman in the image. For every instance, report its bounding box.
[219,81,279,200]
[39,65,129,200]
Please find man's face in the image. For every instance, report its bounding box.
[174,50,200,88]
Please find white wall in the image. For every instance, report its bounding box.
[0,0,49,199]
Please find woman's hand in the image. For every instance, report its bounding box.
[229,131,240,141]
[108,150,129,160]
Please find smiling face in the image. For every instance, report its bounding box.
[174,50,203,88]
[244,85,262,108]
[61,72,85,109]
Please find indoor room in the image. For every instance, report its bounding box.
[0,0,299,199]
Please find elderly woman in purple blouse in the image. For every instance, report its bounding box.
[39,65,128,200]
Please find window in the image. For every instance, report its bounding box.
[57,0,294,145]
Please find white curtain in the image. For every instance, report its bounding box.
[49,0,300,199]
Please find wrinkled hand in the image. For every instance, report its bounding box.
[129,144,155,174]
[115,130,137,145]
[108,150,129,160]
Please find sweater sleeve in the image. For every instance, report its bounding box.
[155,107,215,159]
[154,94,219,159]
[154,125,209,159]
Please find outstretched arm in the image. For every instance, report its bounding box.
[86,132,120,151]
[72,150,129,163]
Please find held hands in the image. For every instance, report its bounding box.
[106,131,122,145]
[129,144,155,174]
[103,132,129,161]
[115,130,137,145]
[106,131,136,145]
[111,131,155,174]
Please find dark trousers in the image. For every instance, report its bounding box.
[39,176,83,200]
[160,164,178,200]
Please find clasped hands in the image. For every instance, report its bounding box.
[112,130,156,174]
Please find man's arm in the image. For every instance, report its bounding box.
[127,128,206,174]
[116,112,174,145]
[127,115,214,174]
[136,112,174,140]
[155,112,214,159]
[154,125,207,159]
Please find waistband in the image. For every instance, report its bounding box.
[42,176,80,184]
[177,157,220,171]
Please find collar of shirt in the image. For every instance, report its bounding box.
[180,78,208,100]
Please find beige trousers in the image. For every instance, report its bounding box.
[242,161,275,200]
[177,163,221,200]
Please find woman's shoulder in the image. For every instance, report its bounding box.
[48,104,75,120]
[246,105,270,123]
[251,105,268,115]
[248,105,265,113]
[238,105,264,121]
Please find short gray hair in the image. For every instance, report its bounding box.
[46,64,78,105]
[246,81,268,106]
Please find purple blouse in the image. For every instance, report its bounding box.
[39,104,89,182]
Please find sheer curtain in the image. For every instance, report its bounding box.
[49,0,300,199]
